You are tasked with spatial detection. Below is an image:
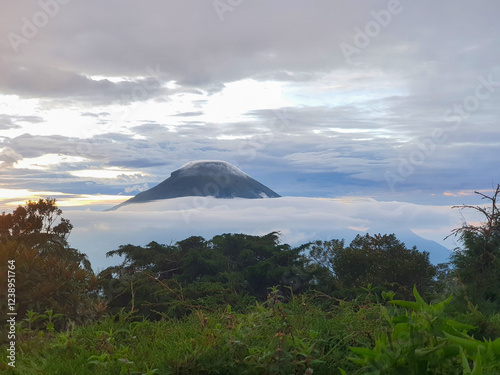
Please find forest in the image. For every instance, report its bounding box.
[1,185,500,374]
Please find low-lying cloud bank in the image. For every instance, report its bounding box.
[65,197,466,271]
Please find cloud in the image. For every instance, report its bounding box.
[0,0,498,212]
[124,183,150,194]
[0,65,171,105]
[81,112,110,118]
[0,114,44,130]
[1,1,497,96]
[174,111,205,117]
[64,196,460,271]
[0,147,23,167]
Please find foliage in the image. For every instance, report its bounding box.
[0,198,72,239]
[347,286,500,374]
[5,186,500,373]
[1,291,385,374]
[101,232,437,320]
[0,241,100,331]
[0,198,81,260]
[306,233,437,299]
[8,288,500,374]
[0,198,90,269]
[449,185,500,313]
[0,200,98,335]
[100,232,313,318]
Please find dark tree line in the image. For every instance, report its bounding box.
[3,186,500,324]
[100,232,312,317]
[305,233,436,298]
[100,231,437,318]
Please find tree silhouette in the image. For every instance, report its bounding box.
[305,233,436,298]
[449,184,500,310]
[0,199,98,325]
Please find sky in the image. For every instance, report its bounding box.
[1,1,499,266]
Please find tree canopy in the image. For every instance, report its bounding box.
[0,199,97,323]
[0,198,86,267]
[101,232,313,318]
[0,198,73,240]
[306,233,437,298]
[449,185,500,311]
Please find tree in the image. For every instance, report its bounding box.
[449,184,500,310]
[0,199,98,325]
[0,240,99,322]
[306,233,436,298]
[0,198,72,240]
[0,198,88,269]
[101,232,313,317]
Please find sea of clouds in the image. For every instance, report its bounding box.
[64,196,469,271]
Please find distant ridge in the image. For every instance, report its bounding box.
[108,160,281,210]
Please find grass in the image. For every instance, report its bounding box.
[6,288,500,374]
[1,293,385,375]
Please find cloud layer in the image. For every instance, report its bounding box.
[64,196,466,271]
[0,1,499,211]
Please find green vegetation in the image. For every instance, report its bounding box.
[1,185,500,374]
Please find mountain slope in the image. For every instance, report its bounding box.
[109,161,280,210]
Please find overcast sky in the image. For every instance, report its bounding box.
[1,1,499,260]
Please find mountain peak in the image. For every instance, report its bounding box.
[173,160,251,179]
[109,160,280,210]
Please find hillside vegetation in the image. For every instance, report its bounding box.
[1,185,499,374]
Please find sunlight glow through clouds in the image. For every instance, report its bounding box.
[0,188,131,210]
[69,169,149,179]
[0,188,68,200]
[199,79,290,123]
[443,189,494,197]
[14,154,88,170]
[86,75,133,83]
[0,95,39,114]
[119,79,293,127]
[53,194,133,207]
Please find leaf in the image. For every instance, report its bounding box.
[413,286,428,308]
[381,306,392,325]
[338,368,347,375]
[349,347,377,358]
[445,319,476,332]
[348,357,367,366]
[444,332,483,353]
[432,293,453,313]
[460,346,471,374]
[414,345,442,358]
[442,344,460,358]
[389,300,421,311]
[471,350,482,375]
[391,315,410,324]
